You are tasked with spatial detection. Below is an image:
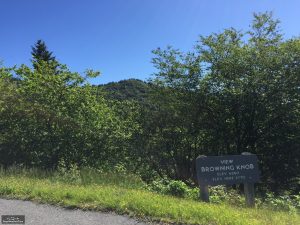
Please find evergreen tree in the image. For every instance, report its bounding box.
[31,40,57,70]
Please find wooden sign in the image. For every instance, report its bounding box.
[196,154,260,186]
[196,153,260,207]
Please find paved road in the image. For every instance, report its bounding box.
[0,199,153,225]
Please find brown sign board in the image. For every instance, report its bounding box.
[196,154,260,186]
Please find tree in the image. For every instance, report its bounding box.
[0,60,131,169]
[148,12,300,192]
[31,40,57,70]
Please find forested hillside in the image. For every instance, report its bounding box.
[97,79,151,103]
[0,13,299,196]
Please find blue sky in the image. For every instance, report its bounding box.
[1,0,299,84]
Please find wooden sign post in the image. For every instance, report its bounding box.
[244,182,255,207]
[198,155,209,202]
[196,153,260,207]
[241,152,255,207]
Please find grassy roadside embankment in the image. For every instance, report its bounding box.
[0,169,298,225]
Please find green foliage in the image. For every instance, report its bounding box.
[97,79,152,103]
[91,13,300,194]
[32,40,55,62]
[31,40,57,71]
[147,177,300,213]
[142,12,300,192]
[209,186,244,205]
[79,167,145,190]
[0,59,133,169]
[56,159,82,184]
[149,177,198,199]
[0,170,299,225]
[259,192,300,213]
[0,12,299,204]
[167,180,190,197]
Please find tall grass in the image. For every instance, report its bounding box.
[0,167,299,225]
[0,165,145,189]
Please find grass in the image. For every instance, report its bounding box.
[0,168,299,225]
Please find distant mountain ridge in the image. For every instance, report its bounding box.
[97,79,152,103]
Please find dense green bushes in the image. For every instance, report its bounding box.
[0,62,136,169]
[148,176,300,213]
[0,12,299,196]
[125,12,300,193]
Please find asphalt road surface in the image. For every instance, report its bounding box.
[0,199,153,225]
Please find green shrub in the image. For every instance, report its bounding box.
[148,178,196,198]
[259,192,300,213]
[210,186,244,205]
[167,180,189,197]
[148,177,169,194]
[55,159,81,184]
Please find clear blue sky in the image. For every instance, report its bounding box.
[1,0,299,84]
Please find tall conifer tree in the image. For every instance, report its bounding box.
[31,40,57,70]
